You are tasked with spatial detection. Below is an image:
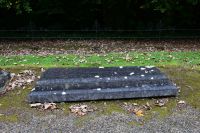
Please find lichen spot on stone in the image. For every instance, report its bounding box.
[97,88,101,91]
[129,72,134,75]
[62,92,66,95]
[95,75,100,78]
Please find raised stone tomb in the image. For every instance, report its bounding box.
[28,66,178,103]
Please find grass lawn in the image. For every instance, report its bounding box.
[0,51,200,123]
[0,51,200,68]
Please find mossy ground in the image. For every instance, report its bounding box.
[0,52,200,123]
[0,114,18,122]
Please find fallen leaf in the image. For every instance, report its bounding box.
[123,102,128,106]
[143,102,151,110]
[30,103,57,110]
[41,68,45,72]
[27,79,33,83]
[135,110,144,117]
[30,103,42,108]
[44,103,57,110]
[77,111,87,116]
[155,98,168,107]
[178,100,186,104]
[69,104,96,116]
[10,73,15,78]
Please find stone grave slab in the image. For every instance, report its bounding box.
[0,70,11,93]
[28,66,178,103]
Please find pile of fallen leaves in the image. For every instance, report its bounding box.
[123,98,171,117]
[30,103,57,110]
[5,70,36,91]
[69,104,97,116]
[123,102,151,117]
[30,103,97,114]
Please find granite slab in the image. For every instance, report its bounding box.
[28,66,178,103]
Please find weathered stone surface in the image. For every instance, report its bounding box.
[28,66,178,103]
[0,70,11,93]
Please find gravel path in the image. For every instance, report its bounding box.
[0,106,199,133]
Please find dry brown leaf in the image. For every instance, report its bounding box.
[30,103,42,108]
[27,79,34,83]
[135,110,144,117]
[155,98,168,107]
[143,102,151,110]
[178,100,186,104]
[44,103,57,110]
[69,104,96,116]
[30,103,57,110]
[77,111,86,116]
[41,68,45,72]
[133,103,138,106]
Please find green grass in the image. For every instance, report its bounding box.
[0,51,200,68]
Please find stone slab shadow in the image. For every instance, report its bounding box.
[28,66,178,103]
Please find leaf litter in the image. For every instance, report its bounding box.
[5,70,36,92]
[154,98,169,107]
[1,40,200,57]
[30,103,57,110]
[69,104,97,116]
[123,102,152,117]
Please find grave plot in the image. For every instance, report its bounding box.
[28,66,178,103]
[0,70,11,93]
